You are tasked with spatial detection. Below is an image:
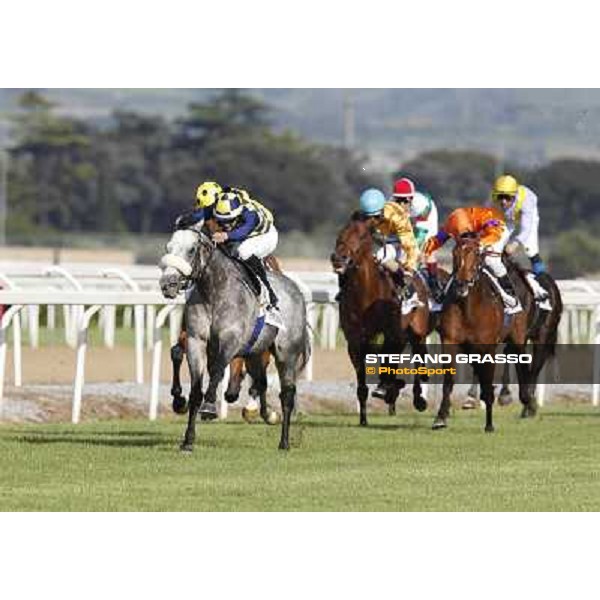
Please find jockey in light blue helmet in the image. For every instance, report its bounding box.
[359,188,386,216]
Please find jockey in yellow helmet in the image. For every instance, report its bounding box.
[491,174,545,275]
[174,181,222,229]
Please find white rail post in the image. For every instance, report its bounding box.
[327,302,339,350]
[102,306,116,348]
[72,305,102,424]
[13,312,22,387]
[146,305,156,351]
[45,267,83,348]
[0,275,23,386]
[149,304,177,421]
[0,305,24,417]
[27,305,40,348]
[100,269,144,384]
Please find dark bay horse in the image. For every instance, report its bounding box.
[331,215,431,426]
[433,235,532,432]
[465,266,563,417]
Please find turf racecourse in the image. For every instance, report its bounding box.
[0,406,598,511]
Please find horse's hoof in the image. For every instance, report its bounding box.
[432,418,447,430]
[262,410,280,426]
[278,441,290,451]
[461,398,479,410]
[371,387,387,400]
[359,419,368,427]
[388,404,396,416]
[485,425,495,433]
[199,402,218,420]
[180,443,194,453]
[413,396,428,412]
[498,390,513,407]
[520,405,537,419]
[224,393,239,404]
[242,405,260,423]
[172,395,189,415]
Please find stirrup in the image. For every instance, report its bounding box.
[504,300,523,315]
[537,298,552,311]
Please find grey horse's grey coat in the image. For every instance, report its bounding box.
[159,226,310,450]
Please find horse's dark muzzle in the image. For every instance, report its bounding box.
[331,253,351,274]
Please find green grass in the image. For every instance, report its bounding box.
[1,406,599,511]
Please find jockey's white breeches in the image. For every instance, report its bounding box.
[483,227,511,278]
[237,226,278,260]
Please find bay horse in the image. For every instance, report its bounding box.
[433,234,533,432]
[465,267,563,417]
[159,225,310,451]
[331,214,430,426]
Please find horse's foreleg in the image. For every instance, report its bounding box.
[181,338,206,452]
[410,336,428,412]
[201,359,229,421]
[349,340,368,426]
[498,347,513,406]
[225,357,245,404]
[170,340,188,414]
[181,379,203,451]
[246,353,277,425]
[433,342,456,429]
[467,373,479,399]
[478,363,496,433]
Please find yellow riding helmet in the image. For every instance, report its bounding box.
[195,181,222,209]
[493,174,519,200]
[215,191,244,221]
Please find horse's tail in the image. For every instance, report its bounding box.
[298,321,313,373]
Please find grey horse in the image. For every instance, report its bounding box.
[159,225,310,451]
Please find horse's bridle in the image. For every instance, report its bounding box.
[452,238,484,296]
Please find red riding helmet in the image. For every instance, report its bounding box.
[393,177,416,199]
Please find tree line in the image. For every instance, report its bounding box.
[6,90,375,238]
[5,90,600,276]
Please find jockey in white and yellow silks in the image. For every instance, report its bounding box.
[491,175,545,275]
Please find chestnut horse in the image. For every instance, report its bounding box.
[331,214,430,426]
[433,234,533,432]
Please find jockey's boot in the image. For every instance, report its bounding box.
[497,275,523,314]
[391,271,423,310]
[244,255,279,309]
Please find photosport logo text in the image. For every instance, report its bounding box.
[362,345,600,385]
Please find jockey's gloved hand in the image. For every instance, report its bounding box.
[530,254,546,275]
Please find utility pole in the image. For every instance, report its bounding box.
[343,89,356,150]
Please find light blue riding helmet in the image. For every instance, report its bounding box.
[359,188,386,216]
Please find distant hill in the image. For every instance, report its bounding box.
[2,88,600,167]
